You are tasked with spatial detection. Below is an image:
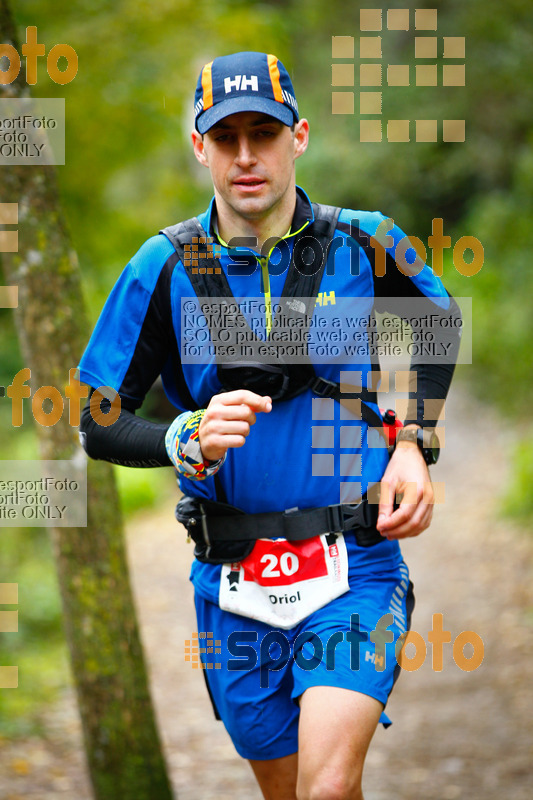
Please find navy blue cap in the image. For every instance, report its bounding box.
[194,51,299,134]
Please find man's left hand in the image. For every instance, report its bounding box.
[376,433,434,540]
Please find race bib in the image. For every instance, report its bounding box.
[219,533,349,629]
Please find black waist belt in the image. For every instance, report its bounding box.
[176,494,385,563]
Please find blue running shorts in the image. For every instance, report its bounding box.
[193,560,415,761]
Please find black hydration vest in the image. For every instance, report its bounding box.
[161,203,383,430]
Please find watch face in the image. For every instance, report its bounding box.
[429,432,440,464]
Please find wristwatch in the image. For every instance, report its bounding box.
[395,427,440,465]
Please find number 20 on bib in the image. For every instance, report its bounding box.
[219,534,349,629]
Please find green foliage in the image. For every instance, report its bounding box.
[114,465,175,517]
[502,439,533,522]
[434,144,533,521]
[0,527,68,737]
[292,0,533,237]
[13,0,293,319]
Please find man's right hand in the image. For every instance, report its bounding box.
[198,390,272,462]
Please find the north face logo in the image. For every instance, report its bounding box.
[285,298,306,314]
[224,74,259,93]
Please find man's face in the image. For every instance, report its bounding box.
[192,111,309,225]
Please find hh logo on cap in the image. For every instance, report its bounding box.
[224,74,259,93]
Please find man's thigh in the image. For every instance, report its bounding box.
[297,686,383,800]
[249,689,383,800]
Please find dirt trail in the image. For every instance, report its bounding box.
[0,389,532,799]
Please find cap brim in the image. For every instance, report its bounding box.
[196,95,295,134]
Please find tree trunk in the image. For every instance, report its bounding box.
[0,3,174,798]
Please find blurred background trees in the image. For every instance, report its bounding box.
[1,0,532,737]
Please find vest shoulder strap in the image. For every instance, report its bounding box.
[161,218,235,299]
[161,217,205,253]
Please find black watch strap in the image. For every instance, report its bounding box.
[395,427,440,465]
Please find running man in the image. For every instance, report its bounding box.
[78,51,460,799]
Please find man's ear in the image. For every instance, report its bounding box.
[191,130,209,167]
[293,118,310,160]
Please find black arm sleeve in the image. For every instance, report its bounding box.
[79,250,197,468]
[385,292,462,428]
[343,219,462,428]
[376,288,462,428]
[374,285,462,427]
[79,392,172,468]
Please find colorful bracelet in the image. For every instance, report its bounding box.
[165,409,226,481]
